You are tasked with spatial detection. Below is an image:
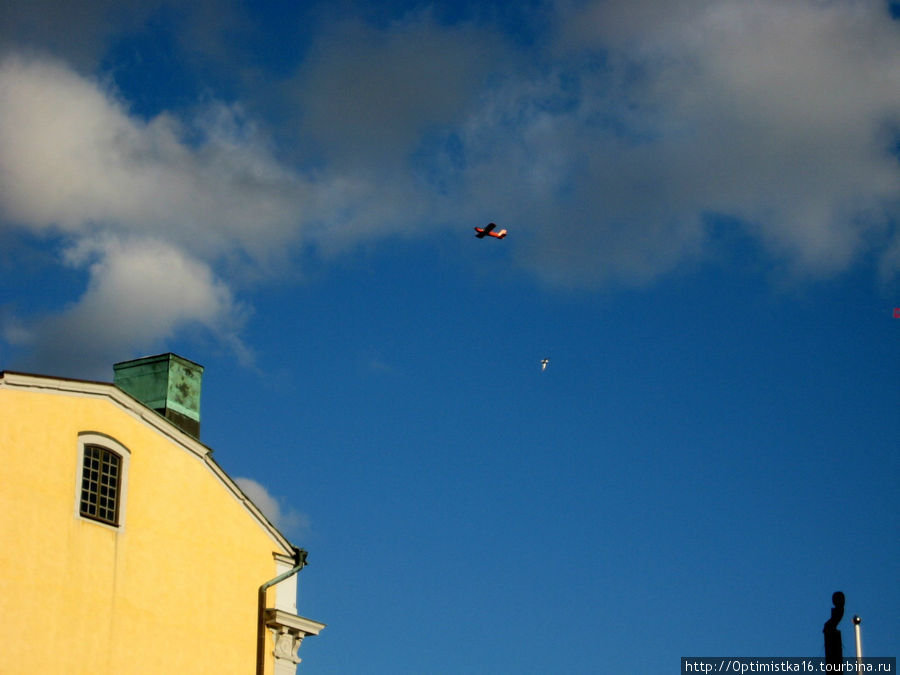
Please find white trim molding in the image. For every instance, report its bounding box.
[1,371,294,555]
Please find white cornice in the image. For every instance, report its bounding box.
[0,370,294,555]
[265,609,326,636]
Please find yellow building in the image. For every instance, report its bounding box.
[0,353,324,674]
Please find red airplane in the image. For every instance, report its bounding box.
[474,222,507,239]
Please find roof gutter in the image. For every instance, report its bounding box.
[256,547,308,675]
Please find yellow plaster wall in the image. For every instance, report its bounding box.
[0,386,285,674]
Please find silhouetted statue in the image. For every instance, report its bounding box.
[824,591,845,665]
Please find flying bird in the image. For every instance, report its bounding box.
[474,222,507,239]
[541,358,549,371]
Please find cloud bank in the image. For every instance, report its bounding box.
[554,0,900,275]
[1,0,898,372]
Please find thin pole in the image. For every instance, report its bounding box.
[853,616,862,672]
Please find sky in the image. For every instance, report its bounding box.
[0,0,898,672]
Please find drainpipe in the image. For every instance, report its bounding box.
[256,547,308,675]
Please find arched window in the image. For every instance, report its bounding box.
[80,445,122,525]
[76,433,130,528]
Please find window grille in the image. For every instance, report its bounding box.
[80,445,121,525]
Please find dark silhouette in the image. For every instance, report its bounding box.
[824,591,845,665]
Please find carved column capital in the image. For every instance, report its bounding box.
[265,609,325,675]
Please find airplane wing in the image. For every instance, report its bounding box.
[475,222,500,238]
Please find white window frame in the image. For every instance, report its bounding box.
[74,432,131,531]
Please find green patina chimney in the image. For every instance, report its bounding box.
[113,353,204,439]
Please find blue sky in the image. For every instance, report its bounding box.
[1,1,898,672]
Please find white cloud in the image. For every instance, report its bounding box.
[13,236,246,377]
[2,2,899,372]
[0,54,307,371]
[0,55,310,260]
[534,0,900,282]
[234,477,311,540]
[416,0,900,287]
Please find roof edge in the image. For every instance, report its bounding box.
[0,370,294,555]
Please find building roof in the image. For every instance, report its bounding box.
[0,369,295,555]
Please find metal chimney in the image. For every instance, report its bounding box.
[114,353,204,439]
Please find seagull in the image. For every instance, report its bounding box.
[541,358,550,371]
